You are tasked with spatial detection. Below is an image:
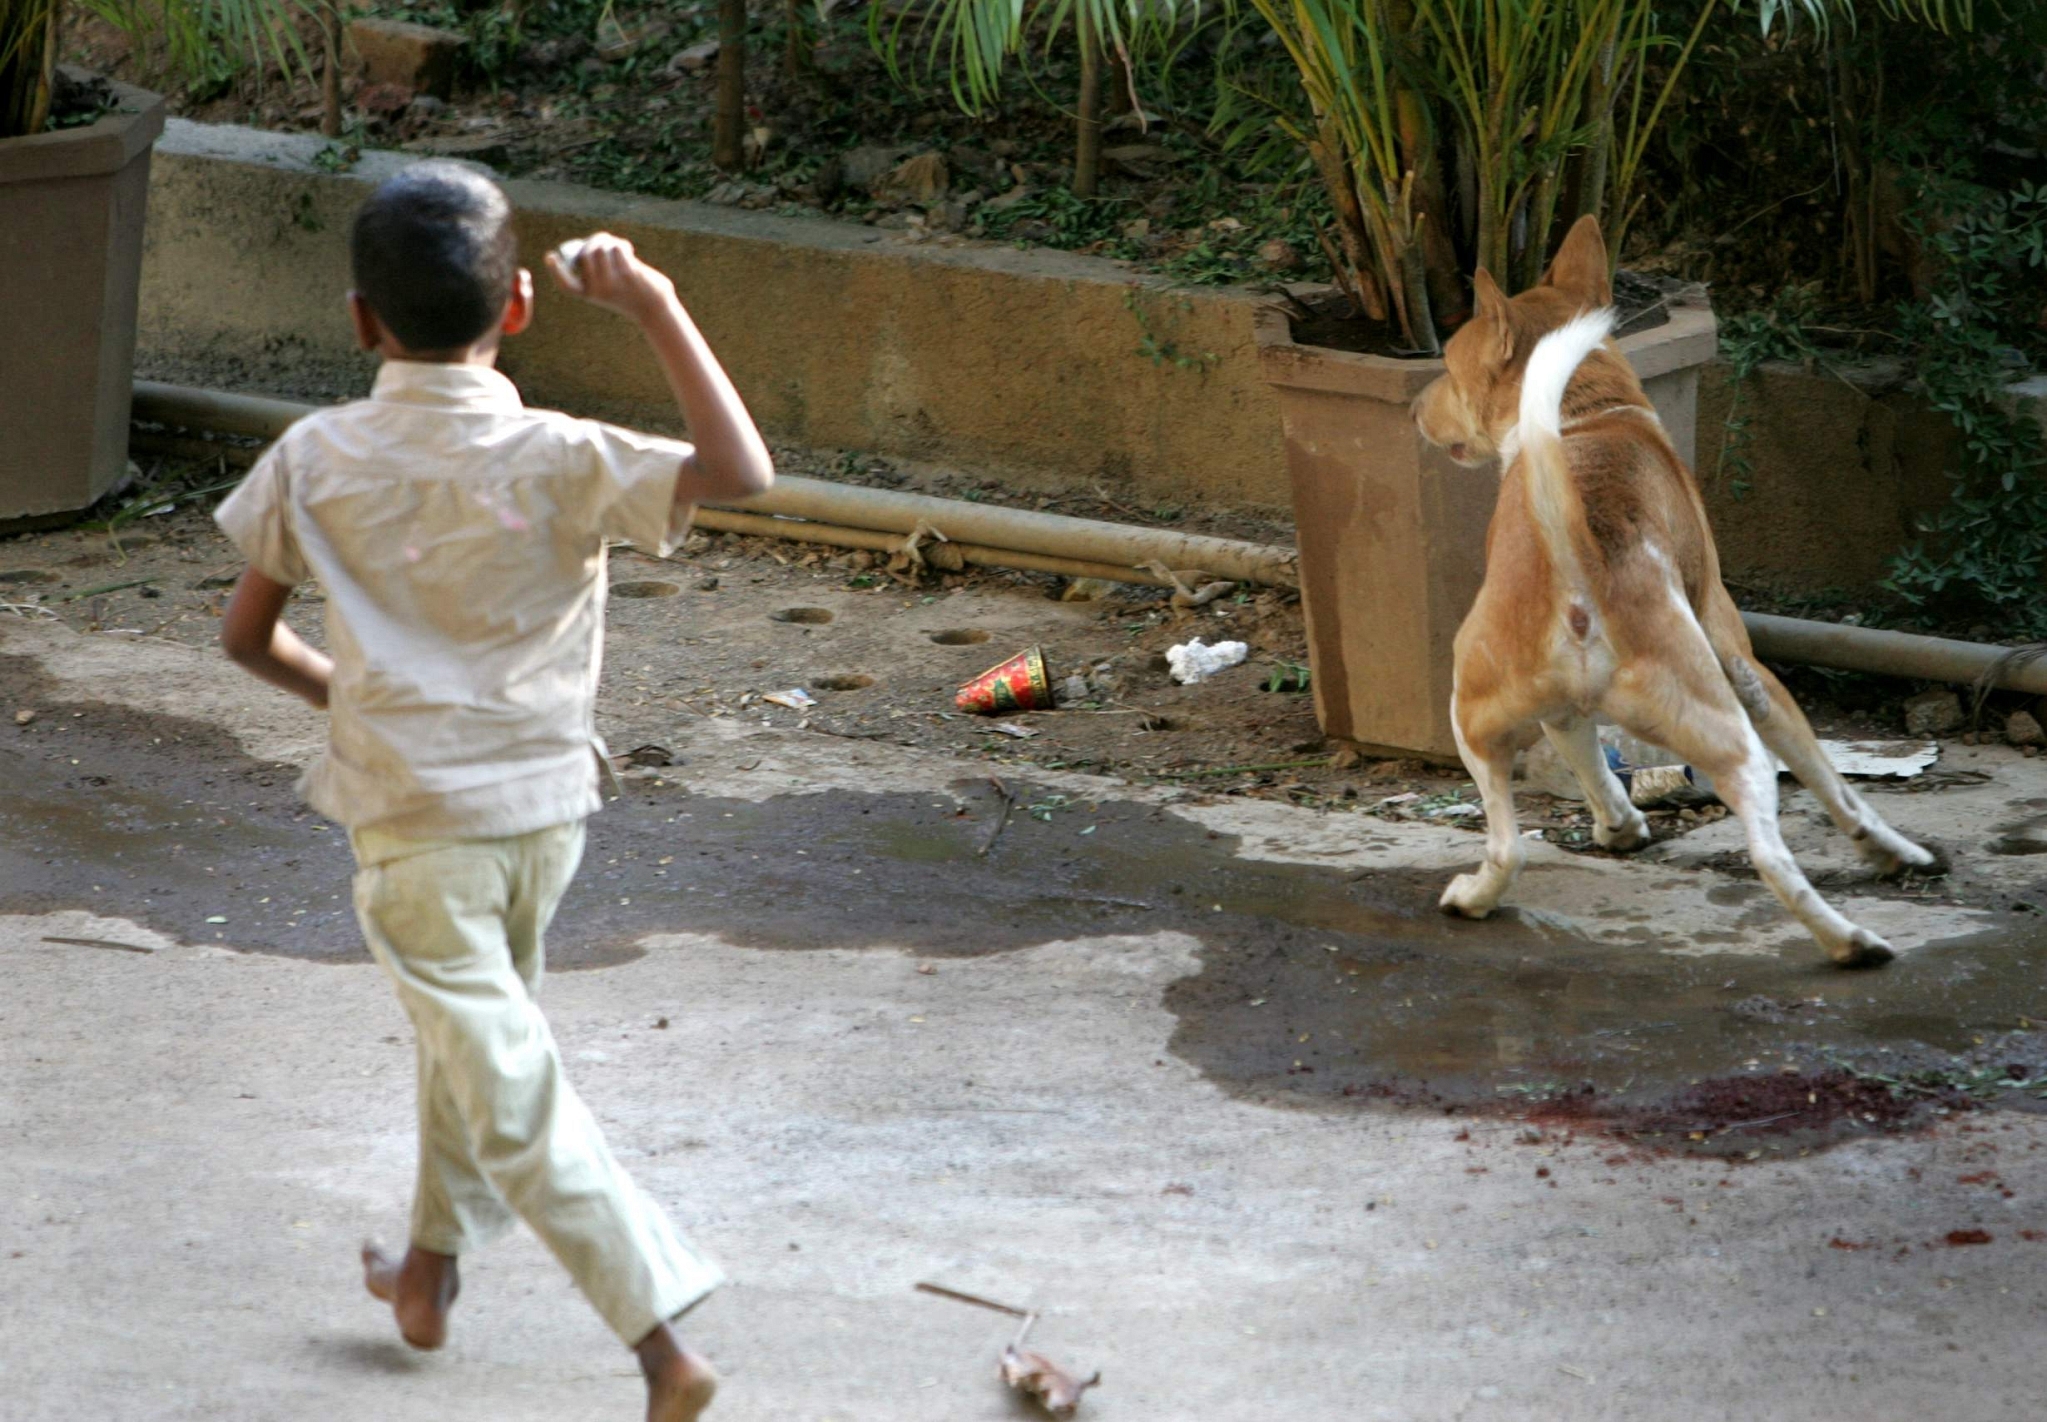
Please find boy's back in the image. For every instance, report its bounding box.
[218,359,692,838]
[214,162,770,1422]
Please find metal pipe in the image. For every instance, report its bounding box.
[731,477,1295,587]
[1741,612,2047,696]
[693,508,1186,587]
[132,381,2047,696]
[131,381,1300,588]
[132,384,317,440]
[129,431,261,468]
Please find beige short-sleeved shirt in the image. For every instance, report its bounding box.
[215,360,694,839]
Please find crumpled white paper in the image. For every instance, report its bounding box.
[1166,637,1250,685]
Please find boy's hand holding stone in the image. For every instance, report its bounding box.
[546,233,677,323]
[547,230,772,505]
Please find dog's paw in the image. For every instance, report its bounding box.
[1439,874,1499,919]
[1595,812,1652,854]
[1855,827,1944,879]
[1829,926,1896,970]
[1896,838,1947,877]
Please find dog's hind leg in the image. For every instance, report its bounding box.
[1606,637,1895,969]
[1700,591,1936,877]
[1682,721,1893,966]
[1540,717,1650,852]
[1440,693,1539,919]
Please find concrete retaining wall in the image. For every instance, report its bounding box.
[137,119,2035,597]
[1695,361,1955,597]
[139,120,1291,505]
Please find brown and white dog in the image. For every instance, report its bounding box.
[1411,216,1935,967]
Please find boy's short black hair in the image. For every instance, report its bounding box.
[350,163,518,352]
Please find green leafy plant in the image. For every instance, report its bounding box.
[1884,179,2047,626]
[1125,286,1220,370]
[1713,284,1824,500]
[868,0,1197,196]
[1223,0,1968,354]
[310,140,360,172]
[1,0,329,139]
[1027,793,1073,820]
[1831,1054,2047,1103]
[1262,659,1311,692]
[978,184,1142,252]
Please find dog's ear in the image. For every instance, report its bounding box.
[1471,268,1515,363]
[1543,215,1613,307]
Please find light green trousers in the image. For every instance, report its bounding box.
[351,820,724,1345]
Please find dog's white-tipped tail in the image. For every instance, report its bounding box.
[1515,307,1615,587]
[1519,306,1616,441]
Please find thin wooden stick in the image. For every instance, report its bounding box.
[1154,757,1332,780]
[320,1,343,138]
[977,777,1015,858]
[51,577,156,603]
[42,936,153,955]
[914,1281,1032,1318]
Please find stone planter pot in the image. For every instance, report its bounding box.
[0,80,166,525]
[1256,298,1719,762]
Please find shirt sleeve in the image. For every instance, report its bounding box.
[214,442,310,586]
[586,419,697,557]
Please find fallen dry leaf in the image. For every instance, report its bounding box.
[1000,1345,1100,1418]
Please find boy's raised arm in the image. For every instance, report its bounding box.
[545,235,774,508]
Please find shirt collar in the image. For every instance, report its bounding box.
[371,361,525,413]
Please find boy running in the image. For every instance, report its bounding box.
[215,161,771,1421]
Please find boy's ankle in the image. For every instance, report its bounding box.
[638,1323,718,1422]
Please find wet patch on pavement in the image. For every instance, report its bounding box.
[7,657,2047,1150]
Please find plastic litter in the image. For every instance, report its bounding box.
[1818,739,1938,778]
[762,689,817,710]
[1166,638,1249,685]
[1525,725,1937,805]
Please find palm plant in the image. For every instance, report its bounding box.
[1235,0,1972,355]
[870,0,1196,196]
[1,0,331,141]
[2,0,67,135]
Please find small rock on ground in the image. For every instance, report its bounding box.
[347,17,466,100]
[2008,709,2045,747]
[1903,687,1964,737]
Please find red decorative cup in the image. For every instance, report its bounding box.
[955,646,1053,715]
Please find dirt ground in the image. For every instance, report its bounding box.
[3,465,1979,871]
[0,492,1329,778]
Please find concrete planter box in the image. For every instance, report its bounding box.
[0,80,166,524]
[1256,300,1719,762]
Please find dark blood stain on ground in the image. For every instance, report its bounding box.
[8,654,2047,1153]
[1517,1069,1952,1145]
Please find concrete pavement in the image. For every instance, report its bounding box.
[5,613,2047,1420]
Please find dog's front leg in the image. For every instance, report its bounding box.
[1541,717,1650,852]
[1440,694,1529,919]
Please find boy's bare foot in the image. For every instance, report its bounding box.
[636,1321,718,1422]
[362,1241,460,1350]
